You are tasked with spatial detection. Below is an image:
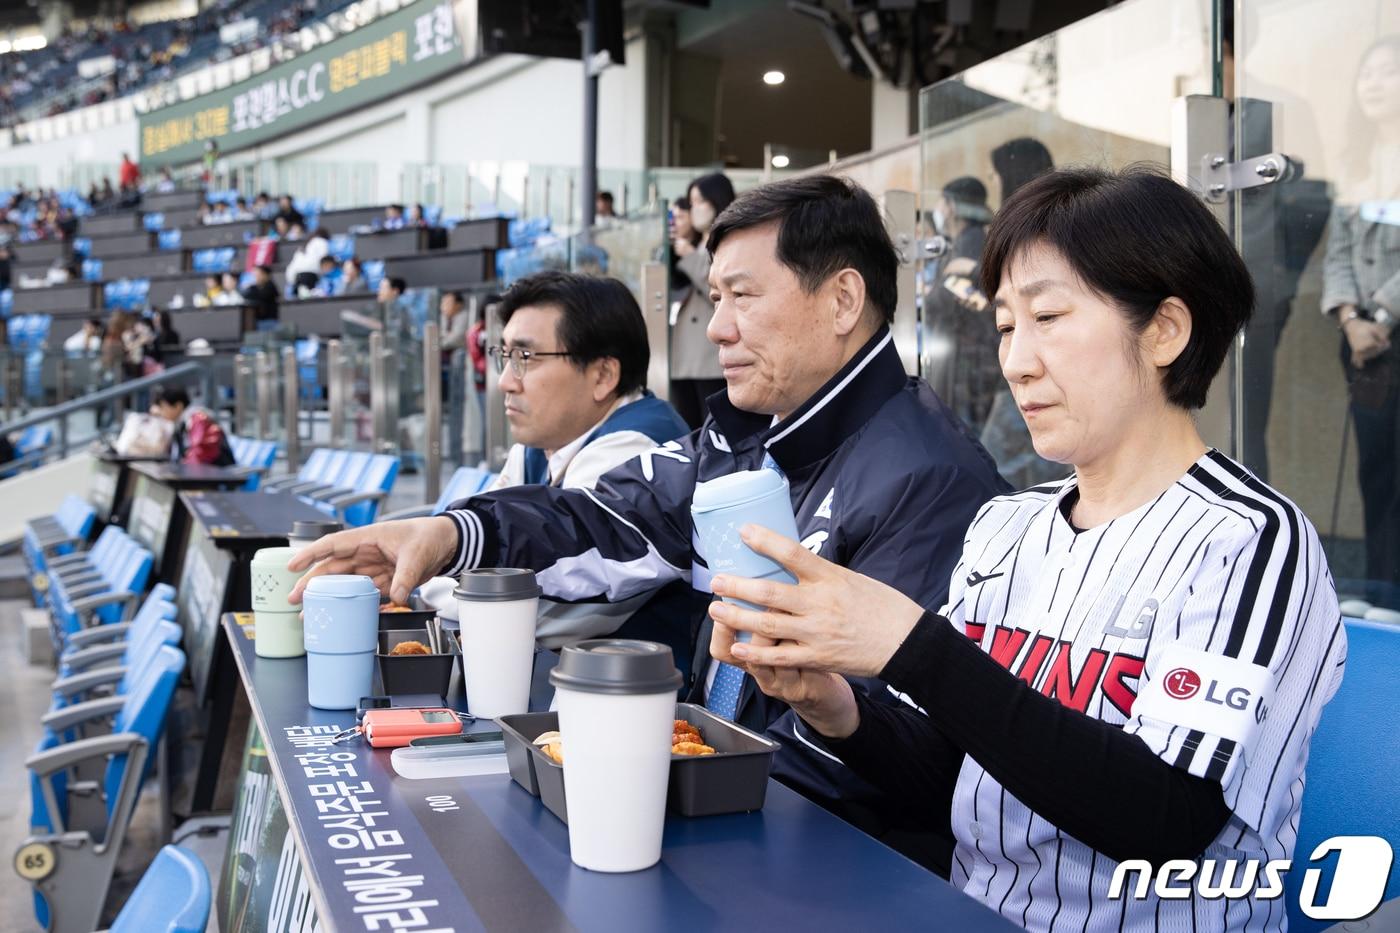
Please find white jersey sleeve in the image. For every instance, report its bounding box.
[1124,502,1345,831]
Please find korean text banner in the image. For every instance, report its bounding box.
[139,0,463,166]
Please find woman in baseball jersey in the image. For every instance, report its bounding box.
[708,167,1346,932]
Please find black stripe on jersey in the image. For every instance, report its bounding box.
[1048,835,1064,933]
[1205,738,1236,781]
[1080,850,1097,933]
[972,769,997,899]
[996,786,1019,921]
[1174,729,1205,770]
[953,852,970,887]
[1194,453,1301,665]
[1022,813,1043,930]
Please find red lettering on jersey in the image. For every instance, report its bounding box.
[1101,654,1145,717]
[1015,634,1055,685]
[988,626,1029,669]
[1042,647,1109,713]
[965,621,986,643]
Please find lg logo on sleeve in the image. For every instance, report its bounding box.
[1163,665,1269,723]
[1109,836,1395,920]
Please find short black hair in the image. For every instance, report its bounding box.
[706,174,899,325]
[444,290,464,304]
[152,384,190,408]
[386,277,406,294]
[979,166,1254,410]
[597,191,614,204]
[496,270,649,397]
[256,264,273,276]
[689,173,735,213]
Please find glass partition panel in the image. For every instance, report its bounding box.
[1234,0,1400,611]
[918,0,1216,489]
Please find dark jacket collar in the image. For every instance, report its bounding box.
[706,327,906,472]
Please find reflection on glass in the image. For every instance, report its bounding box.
[919,1,1213,489]
[1237,1,1400,614]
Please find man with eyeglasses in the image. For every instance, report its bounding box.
[291,176,1007,874]
[416,270,690,646]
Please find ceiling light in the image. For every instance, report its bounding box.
[763,70,785,85]
[771,154,791,169]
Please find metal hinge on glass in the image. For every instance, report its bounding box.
[1200,152,1296,203]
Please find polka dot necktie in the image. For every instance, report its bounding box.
[705,452,784,722]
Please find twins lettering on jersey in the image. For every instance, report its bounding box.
[964,621,1145,715]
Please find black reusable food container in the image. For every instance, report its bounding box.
[377,628,455,696]
[497,703,780,821]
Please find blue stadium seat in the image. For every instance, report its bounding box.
[380,465,496,521]
[328,453,400,527]
[22,645,186,933]
[51,614,181,711]
[46,529,152,645]
[362,259,385,291]
[157,229,182,250]
[81,258,103,281]
[262,447,333,494]
[109,845,211,933]
[22,495,97,604]
[2,423,53,476]
[142,212,165,232]
[1285,618,1400,931]
[72,237,90,257]
[0,288,11,317]
[328,234,356,261]
[228,434,278,490]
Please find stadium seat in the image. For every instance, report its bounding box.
[81,258,103,281]
[50,615,181,712]
[157,229,182,250]
[381,465,496,520]
[328,234,356,261]
[109,845,211,933]
[46,529,152,645]
[1285,618,1400,932]
[262,447,333,494]
[21,645,186,933]
[362,259,385,291]
[228,435,278,490]
[322,452,400,527]
[22,495,96,605]
[142,211,165,232]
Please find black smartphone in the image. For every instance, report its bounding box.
[410,731,505,748]
[356,696,392,723]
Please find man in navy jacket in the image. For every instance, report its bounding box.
[291,175,1009,869]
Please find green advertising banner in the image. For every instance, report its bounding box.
[140,0,466,166]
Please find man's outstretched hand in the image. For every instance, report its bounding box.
[286,516,459,606]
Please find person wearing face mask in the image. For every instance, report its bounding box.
[669,172,736,429]
[922,177,1000,431]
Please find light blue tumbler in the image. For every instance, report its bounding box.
[691,470,802,639]
[301,574,380,710]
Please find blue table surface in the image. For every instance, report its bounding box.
[222,614,1016,932]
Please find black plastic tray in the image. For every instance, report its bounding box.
[378,608,439,631]
[497,703,779,821]
[377,627,455,696]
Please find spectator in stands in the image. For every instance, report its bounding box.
[231,197,254,221]
[407,203,428,227]
[419,271,690,645]
[286,227,330,295]
[380,204,407,231]
[316,255,340,294]
[254,192,276,221]
[203,200,232,225]
[215,271,243,306]
[150,384,234,466]
[99,178,116,205]
[285,221,306,241]
[63,318,104,355]
[596,190,617,219]
[338,258,369,295]
[669,171,735,428]
[150,310,181,361]
[100,311,132,381]
[241,264,280,323]
[378,275,407,311]
[440,290,471,350]
[118,152,140,192]
[275,195,304,231]
[0,243,9,290]
[155,167,176,193]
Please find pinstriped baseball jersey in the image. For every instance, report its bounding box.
[930,449,1346,932]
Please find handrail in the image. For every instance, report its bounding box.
[0,361,203,435]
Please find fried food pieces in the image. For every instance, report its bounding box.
[530,720,717,763]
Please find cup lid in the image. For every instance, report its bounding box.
[453,568,542,602]
[304,574,379,599]
[250,546,298,568]
[548,639,683,696]
[290,520,343,539]
[691,469,787,513]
